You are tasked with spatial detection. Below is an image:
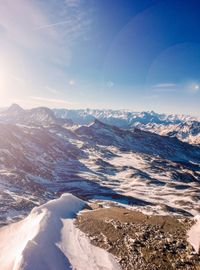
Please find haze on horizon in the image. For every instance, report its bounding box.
[0,0,200,116]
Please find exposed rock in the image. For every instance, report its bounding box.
[76,206,200,270]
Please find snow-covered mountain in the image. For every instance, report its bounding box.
[0,104,200,269]
[0,193,120,270]
[136,120,200,145]
[0,105,200,226]
[0,104,72,126]
[1,193,199,270]
[54,108,195,126]
[1,105,199,144]
[53,108,200,145]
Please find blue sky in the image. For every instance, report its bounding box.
[0,0,200,115]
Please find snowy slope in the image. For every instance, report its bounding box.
[136,121,200,145]
[0,193,120,270]
[0,117,200,223]
[188,215,200,254]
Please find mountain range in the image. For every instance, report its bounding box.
[0,104,200,226]
[0,104,200,269]
[54,108,200,145]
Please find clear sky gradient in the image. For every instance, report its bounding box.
[0,0,200,115]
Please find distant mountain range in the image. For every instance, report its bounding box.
[1,104,200,146]
[54,108,200,145]
[54,108,197,126]
[1,105,199,145]
[0,104,72,126]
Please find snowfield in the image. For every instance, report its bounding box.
[0,193,120,270]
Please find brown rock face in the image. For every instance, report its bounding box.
[76,207,200,270]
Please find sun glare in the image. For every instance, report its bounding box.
[69,79,75,86]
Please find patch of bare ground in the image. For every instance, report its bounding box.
[75,205,200,270]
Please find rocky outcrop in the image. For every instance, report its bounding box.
[76,206,200,270]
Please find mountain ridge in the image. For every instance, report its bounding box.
[53,108,200,144]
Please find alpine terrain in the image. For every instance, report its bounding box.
[0,104,200,269]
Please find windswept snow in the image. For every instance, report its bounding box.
[58,219,120,270]
[188,215,200,254]
[0,209,45,269]
[0,193,120,270]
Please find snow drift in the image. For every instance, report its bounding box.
[0,193,120,270]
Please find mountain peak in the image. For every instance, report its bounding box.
[7,103,24,113]
[30,106,55,116]
[91,118,111,129]
[94,118,104,125]
[27,107,56,124]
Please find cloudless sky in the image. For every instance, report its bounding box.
[0,0,200,115]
